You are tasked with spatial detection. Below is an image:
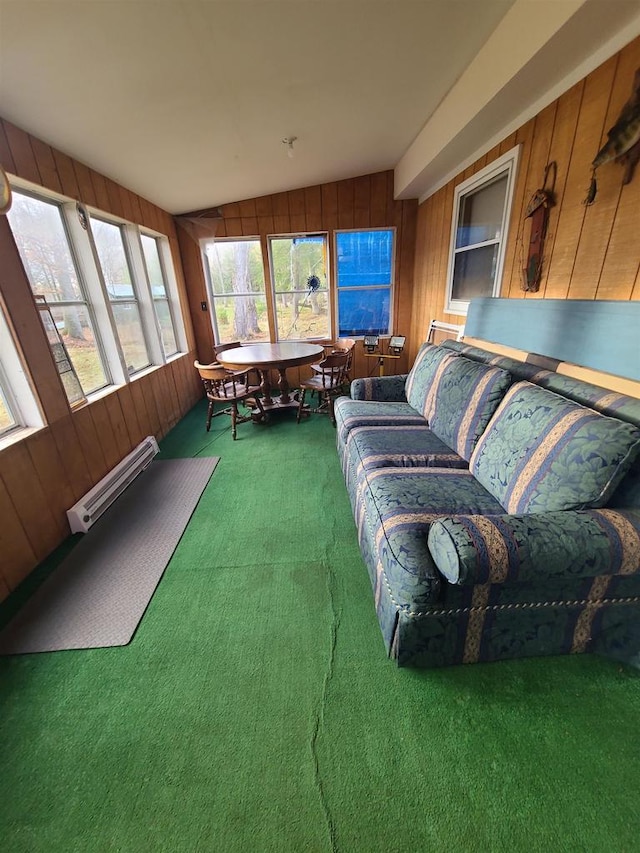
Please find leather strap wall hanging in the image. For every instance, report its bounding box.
[521,161,556,292]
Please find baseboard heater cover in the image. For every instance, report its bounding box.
[67,436,160,534]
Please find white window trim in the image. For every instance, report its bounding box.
[334,227,396,339]
[444,145,520,316]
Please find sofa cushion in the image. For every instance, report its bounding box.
[427,357,512,460]
[355,467,504,611]
[427,508,640,586]
[334,398,426,446]
[405,343,457,416]
[470,382,640,513]
[343,424,466,488]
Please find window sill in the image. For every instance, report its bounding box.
[0,424,45,454]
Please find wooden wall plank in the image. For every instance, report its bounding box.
[49,415,93,502]
[103,392,133,458]
[25,428,75,531]
[0,442,62,561]
[507,102,557,298]
[89,397,122,472]
[90,169,111,212]
[52,149,81,199]
[337,179,355,229]
[538,81,584,296]
[71,405,109,484]
[544,56,618,298]
[0,121,17,172]
[0,478,37,591]
[73,160,98,207]
[3,120,41,184]
[30,138,62,193]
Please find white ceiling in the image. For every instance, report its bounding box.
[1,1,639,215]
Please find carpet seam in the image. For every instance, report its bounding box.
[309,557,340,853]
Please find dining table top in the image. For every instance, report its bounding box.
[217,342,325,370]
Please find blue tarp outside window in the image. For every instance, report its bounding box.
[336,230,393,335]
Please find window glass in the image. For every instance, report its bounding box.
[455,176,508,248]
[445,146,519,314]
[8,192,109,396]
[0,379,17,436]
[141,233,178,356]
[92,217,151,373]
[204,239,269,343]
[336,229,393,337]
[269,235,329,341]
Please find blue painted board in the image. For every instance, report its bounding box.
[465,298,640,381]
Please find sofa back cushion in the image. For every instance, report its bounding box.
[405,344,456,417]
[427,357,512,460]
[469,382,640,513]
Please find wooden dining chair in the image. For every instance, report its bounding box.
[310,338,355,395]
[296,350,350,425]
[194,361,265,440]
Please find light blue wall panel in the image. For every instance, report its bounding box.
[465,298,640,381]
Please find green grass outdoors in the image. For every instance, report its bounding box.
[1,403,639,852]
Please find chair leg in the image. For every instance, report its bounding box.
[231,403,238,440]
[328,394,337,426]
[206,401,214,431]
[296,389,307,423]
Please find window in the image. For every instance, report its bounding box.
[140,233,178,357]
[268,235,329,341]
[91,217,151,375]
[335,229,394,337]
[8,191,110,396]
[7,181,186,407]
[203,238,269,343]
[0,368,17,437]
[0,306,43,439]
[445,146,520,315]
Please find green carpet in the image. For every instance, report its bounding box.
[1,402,639,852]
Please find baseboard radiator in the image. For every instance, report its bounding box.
[67,436,160,534]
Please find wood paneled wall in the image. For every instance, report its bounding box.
[177,171,418,384]
[409,35,640,365]
[0,118,201,599]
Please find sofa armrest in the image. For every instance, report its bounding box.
[350,374,408,402]
[427,509,640,585]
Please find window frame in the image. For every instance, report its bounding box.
[6,176,188,411]
[444,145,520,316]
[7,188,113,397]
[334,227,396,339]
[89,214,154,376]
[139,230,180,358]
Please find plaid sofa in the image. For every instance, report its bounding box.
[335,341,640,668]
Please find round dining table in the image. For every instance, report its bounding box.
[217,342,325,413]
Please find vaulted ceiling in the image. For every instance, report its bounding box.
[1,0,639,214]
